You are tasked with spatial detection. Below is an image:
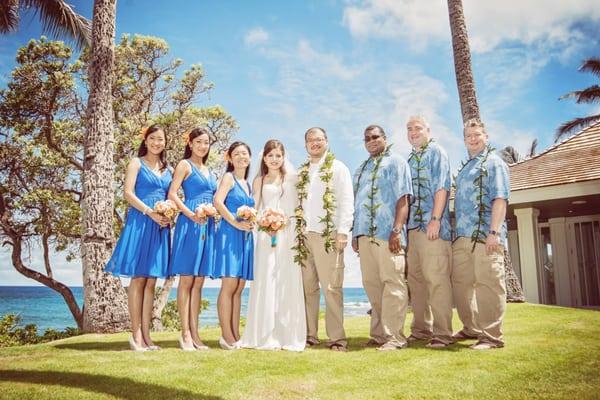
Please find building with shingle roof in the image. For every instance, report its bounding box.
[506,122,600,308]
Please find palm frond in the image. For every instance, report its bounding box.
[0,0,19,34]
[499,146,519,164]
[555,114,600,142]
[579,58,600,77]
[574,85,600,104]
[527,138,538,158]
[23,0,91,49]
[559,90,582,101]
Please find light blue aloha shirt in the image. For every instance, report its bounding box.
[352,150,413,248]
[407,141,452,242]
[454,149,510,247]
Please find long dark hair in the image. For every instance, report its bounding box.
[183,127,211,163]
[226,141,251,180]
[138,124,168,171]
[258,139,286,206]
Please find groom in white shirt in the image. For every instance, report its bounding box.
[298,127,354,351]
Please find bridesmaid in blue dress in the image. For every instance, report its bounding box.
[168,127,217,351]
[214,141,255,350]
[105,124,172,351]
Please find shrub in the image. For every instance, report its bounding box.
[0,314,80,347]
[161,299,210,331]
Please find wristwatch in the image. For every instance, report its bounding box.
[430,215,440,222]
[392,226,402,234]
[488,230,500,236]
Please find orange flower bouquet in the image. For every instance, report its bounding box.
[195,202,219,240]
[195,203,218,223]
[236,205,257,240]
[153,199,178,229]
[258,208,288,247]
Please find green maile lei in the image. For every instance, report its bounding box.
[353,144,393,245]
[407,139,433,230]
[293,151,336,267]
[454,144,495,252]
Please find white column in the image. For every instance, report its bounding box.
[514,208,541,303]
[548,217,572,307]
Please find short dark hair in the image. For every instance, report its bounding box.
[364,125,386,136]
[304,127,327,141]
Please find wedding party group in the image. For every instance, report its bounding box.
[104,114,510,353]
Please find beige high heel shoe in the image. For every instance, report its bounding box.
[128,336,148,352]
[218,337,236,350]
[179,336,196,352]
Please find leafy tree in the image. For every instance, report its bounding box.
[0,36,238,331]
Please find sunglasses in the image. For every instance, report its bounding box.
[364,134,383,143]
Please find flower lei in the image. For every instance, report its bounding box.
[454,144,494,252]
[353,145,392,244]
[407,139,433,230]
[293,151,336,267]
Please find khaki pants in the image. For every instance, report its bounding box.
[407,230,453,344]
[301,232,346,345]
[358,236,408,347]
[451,237,506,345]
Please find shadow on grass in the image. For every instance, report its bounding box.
[54,339,221,351]
[0,370,223,400]
[302,336,473,353]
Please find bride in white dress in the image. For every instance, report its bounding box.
[240,139,306,351]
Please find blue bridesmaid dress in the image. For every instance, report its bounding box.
[213,174,255,280]
[105,158,172,278]
[169,160,217,277]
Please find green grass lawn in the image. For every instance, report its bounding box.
[1,303,599,400]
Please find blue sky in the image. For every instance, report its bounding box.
[1,0,599,287]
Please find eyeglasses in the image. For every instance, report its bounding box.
[364,134,383,143]
[306,137,326,144]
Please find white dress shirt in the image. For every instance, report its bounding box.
[304,153,354,236]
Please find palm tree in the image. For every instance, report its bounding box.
[557,58,600,141]
[447,0,524,302]
[447,0,480,121]
[499,139,537,165]
[0,0,90,49]
[81,0,129,333]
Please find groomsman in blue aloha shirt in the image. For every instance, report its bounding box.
[452,118,510,350]
[405,116,454,348]
[351,125,413,351]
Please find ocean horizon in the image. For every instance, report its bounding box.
[0,286,371,331]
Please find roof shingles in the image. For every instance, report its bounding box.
[509,122,600,191]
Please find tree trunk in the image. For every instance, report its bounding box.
[447,0,480,122]
[151,277,175,331]
[81,0,129,333]
[504,246,525,302]
[447,0,525,302]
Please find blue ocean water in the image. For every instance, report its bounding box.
[0,286,370,331]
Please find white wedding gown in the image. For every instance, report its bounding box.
[240,175,306,351]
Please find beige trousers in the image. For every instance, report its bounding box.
[451,237,506,345]
[301,232,346,345]
[407,230,454,344]
[358,236,408,347]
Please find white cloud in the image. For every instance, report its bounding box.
[0,246,82,286]
[246,35,469,172]
[244,27,270,47]
[343,0,449,50]
[343,0,600,54]
[485,119,538,161]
